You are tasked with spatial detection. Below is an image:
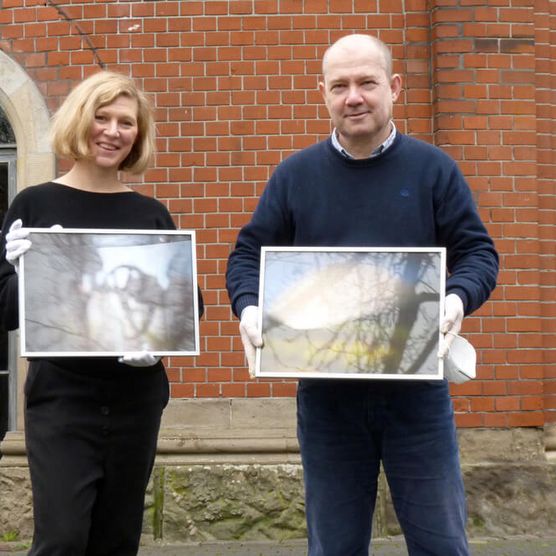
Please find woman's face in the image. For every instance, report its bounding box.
[88,95,139,170]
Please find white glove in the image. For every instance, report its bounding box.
[239,305,263,378]
[118,351,162,367]
[438,293,464,358]
[5,219,31,273]
[5,220,63,274]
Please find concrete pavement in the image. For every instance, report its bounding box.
[2,536,556,555]
[135,537,556,555]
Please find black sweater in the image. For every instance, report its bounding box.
[0,182,203,372]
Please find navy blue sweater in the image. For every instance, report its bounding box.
[226,133,498,318]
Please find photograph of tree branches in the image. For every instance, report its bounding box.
[20,230,199,356]
[257,248,445,380]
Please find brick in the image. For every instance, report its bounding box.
[181,368,207,383]
[2,0,22,8]
[171,383,195,398]
[507,412,544,427]
[221,383,247,397]
[470,398,495,412]
[508,381,543,395]
[455,413,484,428]
[494,365,519,379]
[499,8,534,23]
[246,383,272,397]
[196,384,222,398]
[482,414,508,427]
[495,396,520,411]
[482,382,507,396]
[521,397,543,411]
[272,382,298,397]
[207,368,232,382]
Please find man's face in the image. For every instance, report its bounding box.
[319,39,401,155]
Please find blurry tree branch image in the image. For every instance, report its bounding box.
[259,249,443,378]
[21,231,198,355]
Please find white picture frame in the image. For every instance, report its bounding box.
[256,247,446,380]
[19,228,200,357]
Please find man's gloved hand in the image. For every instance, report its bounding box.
[239,305,263,378]
[5,219,31,274]
[118,351,162,367]
[438,293,464,358]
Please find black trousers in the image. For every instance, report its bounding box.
[24,360,169,556]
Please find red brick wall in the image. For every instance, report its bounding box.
[535,0,556,429]
[0,0,554,428]
[432,0,543,429]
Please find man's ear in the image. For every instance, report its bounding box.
[318,80,326,99]
[390,73,402,102]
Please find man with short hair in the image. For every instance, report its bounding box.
[226,34,498,556]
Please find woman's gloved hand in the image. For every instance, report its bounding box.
[118,351,162,367]
[5,219,31,273]
[5,220,63,274]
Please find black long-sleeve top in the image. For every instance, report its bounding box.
[0,181,204,372]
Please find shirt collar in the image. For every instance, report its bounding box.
[331,121,397,160]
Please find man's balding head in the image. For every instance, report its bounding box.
[322,34,393,80]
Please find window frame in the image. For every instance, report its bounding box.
[0,148,18,432]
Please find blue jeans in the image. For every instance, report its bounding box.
[297,379,469,556]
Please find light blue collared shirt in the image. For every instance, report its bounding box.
[331,121,397,160]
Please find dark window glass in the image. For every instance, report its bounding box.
[0,331,6,369]
[0,162,7,371]
[0,163,7,223]
[0,109,15,144]
[0,374,7,442]
[0,158,9,440]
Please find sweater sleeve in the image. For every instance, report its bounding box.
[0,206,23,331]
[226,168,293,318]
[435,162,499,315]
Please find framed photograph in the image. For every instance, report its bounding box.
[255,247,446,380]
[19,229,200,357]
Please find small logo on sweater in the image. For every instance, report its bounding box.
[400,188,410,198]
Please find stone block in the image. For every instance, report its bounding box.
[464,463,556,537]
[458,428,546,464]
[144,464,307,543]
[0,466,33,541]
[162,399,232,430]
[230,399,297,430]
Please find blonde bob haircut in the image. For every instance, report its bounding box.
[50,71,155,174]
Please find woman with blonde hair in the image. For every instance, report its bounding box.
[0,71,203,555]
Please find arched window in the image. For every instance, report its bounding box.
[0,106,17,442]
